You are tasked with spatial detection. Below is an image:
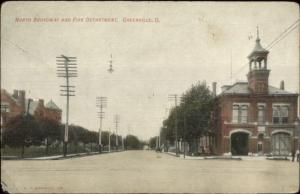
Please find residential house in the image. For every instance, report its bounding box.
[1,89,62,127]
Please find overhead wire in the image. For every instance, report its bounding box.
[218,19,299,85]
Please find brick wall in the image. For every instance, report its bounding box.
[34,99,61,123]
[1,89,61,125]
[1,89,24,126]
[215,93,298,155]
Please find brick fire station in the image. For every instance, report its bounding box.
[213,30,299,156]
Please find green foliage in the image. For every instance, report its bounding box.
[3,114,145,155]
[161,81,214,144]
[125,135,141,150]
[101,131,109,145]
[3,114,40,148]
[149,136,157,149]
[38,117,60,144]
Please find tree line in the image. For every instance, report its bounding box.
[1,114,144,157]
[158,81,215,153]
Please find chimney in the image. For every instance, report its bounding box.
[38,99,44,107]
[280,80,285,90]
[12,90,18,98]
[212,82,217,96]
[18,90,26,111]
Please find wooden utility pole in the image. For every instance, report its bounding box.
[96,96,107,153]
[57,55,77,157]
[180,96,187,158]
[168,94,180,156]
[114,114,120,151]
[108,129,111,152]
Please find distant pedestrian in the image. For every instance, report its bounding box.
[291,150,295,162]
[296,149,300,162]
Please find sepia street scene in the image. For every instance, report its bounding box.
[1,1,299,193]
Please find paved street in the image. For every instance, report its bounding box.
[1,150,299,193]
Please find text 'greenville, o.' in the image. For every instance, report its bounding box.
[15,17,160,23]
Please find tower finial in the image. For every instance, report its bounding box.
[256,26,260,41]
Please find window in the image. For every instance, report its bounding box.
[232,104,248,124]
[273,105,289,124]
[240,105,248,123]
[281,106,288,123]
[257,105,265,124]
[232,105,239,123]
[0,103,10,113]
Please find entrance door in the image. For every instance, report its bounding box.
[257,133,264,155]
[272,132,291,156]
[231,132,249,155]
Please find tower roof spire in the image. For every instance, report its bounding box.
[248,27,268,58]
[256,26,260,41]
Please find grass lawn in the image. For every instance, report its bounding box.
[1,143,100,158]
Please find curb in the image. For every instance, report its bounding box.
[1,150,124,160]
[204,156,242,160]
[266,157,290,161]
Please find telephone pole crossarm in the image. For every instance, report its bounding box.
[96,96,107,153]
[56,55,78,157]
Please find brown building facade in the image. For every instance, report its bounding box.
[214,32,298,156]
[1,89,62,126]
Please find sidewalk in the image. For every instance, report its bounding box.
[1,150,123,160]
[164,151,294,161]
[165,152,241,160]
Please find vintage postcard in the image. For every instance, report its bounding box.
[1,1,299,193]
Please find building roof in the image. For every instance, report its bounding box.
[253,38,268,52]
[45,100,61,110]
[1,89,18,104]
[220,82,297,96]
[248,29,269,58]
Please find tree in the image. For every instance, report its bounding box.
[3,114,39,158]
[89,131,98,152]
[124,135,141,150]
[162,81,214,153]
[81,129,91,151]
[180,81,214,142]
[38,117,60,155]
[101,131,109,147]
[149,136,157,149]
